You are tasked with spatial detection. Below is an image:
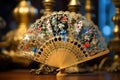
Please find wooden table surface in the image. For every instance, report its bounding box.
[0,70,120,80]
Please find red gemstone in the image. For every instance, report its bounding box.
[38,26,41,31]
[29,30,33,34]
[25,45,29,51]
[63,17,67,21]
[84,42,90,48]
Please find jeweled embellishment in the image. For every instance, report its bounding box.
[38,26,41,31]
[19,11,109,64]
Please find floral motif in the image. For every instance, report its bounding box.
[19,11,108,58]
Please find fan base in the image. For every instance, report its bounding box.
[57,69,67,76]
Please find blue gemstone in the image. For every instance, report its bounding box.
[32,48,37,53]
[62,37,67,42]
[82,29,86,33]
[29,36,33,39]
[60,30,67,36]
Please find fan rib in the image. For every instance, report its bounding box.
[59,49,109,70]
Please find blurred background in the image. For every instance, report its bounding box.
[0,0,120,73]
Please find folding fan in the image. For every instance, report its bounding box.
[19,11,109,76]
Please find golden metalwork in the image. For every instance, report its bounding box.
[85,0,92,20]
[0,0,38,66]
[112,0,120,41]
[108,0,120,72]
[13,0,38,41]
[42,0,55,15]
[68,0,80,13]
[110,0,120,54]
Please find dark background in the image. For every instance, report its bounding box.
[0,0,98,37]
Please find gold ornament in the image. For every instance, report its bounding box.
[0,0,38,66]
[68,0,81,13]
[85,0,92,20]
[42,0,55,15]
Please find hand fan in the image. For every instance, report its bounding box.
[19,11,109,76]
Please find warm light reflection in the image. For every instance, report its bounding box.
[24,34,30,41]
[43,0,54,2]
[114,25,119,33]
[19,7,29,14]
[69,0,80,6]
